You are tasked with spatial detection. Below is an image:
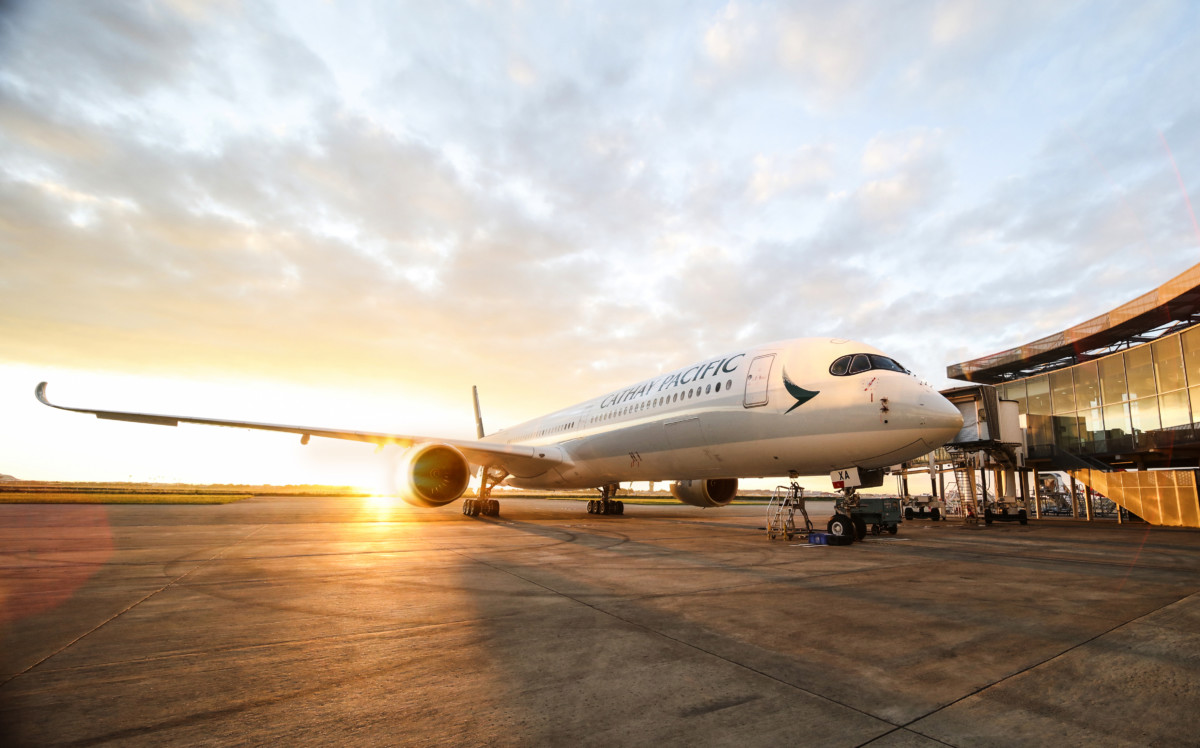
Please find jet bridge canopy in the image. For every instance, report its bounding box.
[947,262,1200,383]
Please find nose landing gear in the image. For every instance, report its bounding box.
[828,487,869,542]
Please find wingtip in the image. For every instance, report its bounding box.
[35,381,50,405]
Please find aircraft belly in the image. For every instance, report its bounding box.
[508,414,937,490]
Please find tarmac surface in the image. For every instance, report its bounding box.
[2,495,1199,747]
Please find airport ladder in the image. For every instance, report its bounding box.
[767,483,812,540]
[953,464,981,525]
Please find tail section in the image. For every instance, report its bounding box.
[472,386,485,439]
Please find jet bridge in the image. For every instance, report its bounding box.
[935,385,1031,524]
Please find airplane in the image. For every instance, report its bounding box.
[36,337,962,534]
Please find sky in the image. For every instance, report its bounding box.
[2,0,1199,488]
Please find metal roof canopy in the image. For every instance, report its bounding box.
[947,262,1200,384]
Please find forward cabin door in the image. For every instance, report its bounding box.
[743,354,775,407]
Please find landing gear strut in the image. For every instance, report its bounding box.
[828,487,864,543]
[587,483,625,516]
[463,471,503,518]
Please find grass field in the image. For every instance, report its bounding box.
[0,492,252,504]
[0,482,366,504]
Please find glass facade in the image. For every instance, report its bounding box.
[1005,326,1200,456]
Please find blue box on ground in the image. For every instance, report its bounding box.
[808,531,828,545]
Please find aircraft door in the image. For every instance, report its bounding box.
[743,354,775,408]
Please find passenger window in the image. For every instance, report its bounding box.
[848,355,872,374]
[705,384,711,394]
[830,355,852,376]
[726,379,733,390]
[715,382,721,392]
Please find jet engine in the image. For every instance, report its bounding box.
[671,478,738,508]
[393,443,472,507]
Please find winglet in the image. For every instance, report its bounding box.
[34,382,179,426]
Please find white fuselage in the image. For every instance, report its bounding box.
[482,338,963,489]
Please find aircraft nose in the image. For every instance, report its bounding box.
[922,391,963,449]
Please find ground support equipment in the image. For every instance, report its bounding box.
[767,482,813,540]
[983,505,1029,525]
[850,497,902,535]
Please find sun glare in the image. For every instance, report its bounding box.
[359,492,408,522]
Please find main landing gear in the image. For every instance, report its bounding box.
[463,471,503,518]
[462,497,499,517]
[587,483,625,515]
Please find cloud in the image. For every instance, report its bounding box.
[748,145,835,202]
[1,0,1199,446]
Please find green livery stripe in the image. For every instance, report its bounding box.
[782,368,820,413]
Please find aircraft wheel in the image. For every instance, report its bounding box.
[587,500,595,514]
[852,516,867,540]
[827,515,854,542]
[616,500,624,515]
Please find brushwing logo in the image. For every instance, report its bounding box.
[782,368,820,413]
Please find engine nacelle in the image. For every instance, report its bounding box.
[393,443,472,507]
[670,478,738,508]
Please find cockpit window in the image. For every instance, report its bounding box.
[869,355,908,373]
[848,354,872,374]
[829,353,911,376]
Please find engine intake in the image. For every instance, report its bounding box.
[393,443,472,507]
[671,478,738,508]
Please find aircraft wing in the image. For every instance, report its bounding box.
[35,382,565,477]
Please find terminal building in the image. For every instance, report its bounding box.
[939,261,1200,528]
